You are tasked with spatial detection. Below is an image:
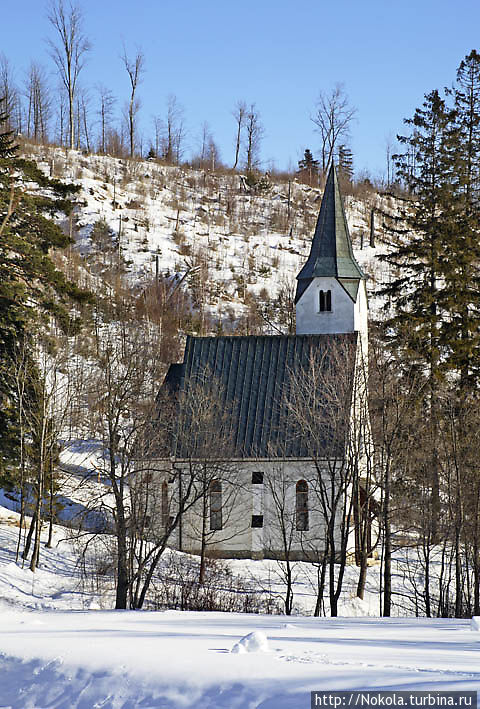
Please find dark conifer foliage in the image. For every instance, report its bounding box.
[337,144,354,183]
[444,49,480,386]
[297,148,319,185]
[380,90,454,376]
[0,97,17,161]
[379,90,456,537]
[0,107,91,479]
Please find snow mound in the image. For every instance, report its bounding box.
[339,595,375,617]
[470,616,480,631]
[231,630,269,654]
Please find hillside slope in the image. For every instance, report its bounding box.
[21,143,392,328]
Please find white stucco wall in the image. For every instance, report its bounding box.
[296,277,354,335]
[296,277,368,357]
[148,460,347,561]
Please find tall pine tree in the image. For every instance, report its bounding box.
[380,90,456,540]
[0,105,90,481]
[441,50,480,387]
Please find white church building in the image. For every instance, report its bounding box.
[156,164,372,562]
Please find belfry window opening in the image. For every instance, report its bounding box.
[319,289,332,312]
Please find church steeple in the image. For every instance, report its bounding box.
[295,162,365,304]
[295,162,368,346]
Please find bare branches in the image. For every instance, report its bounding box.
[47,0,90,149]
[25,62,52,143]
[232,100,246,170]
[244,103,264,172]
[121,46,144,158]
[95,85,116,154]
[311,84,357,173]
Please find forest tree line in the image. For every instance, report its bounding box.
[1,1,360,187]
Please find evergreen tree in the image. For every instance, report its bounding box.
[379,90,455,537]
[380,90,454,373]
[0,96,17,160]
[0,108,91,480]
[297,148,319,185]
[337,144,354,183]
[442,50,480,386]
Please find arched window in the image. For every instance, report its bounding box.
[296,480,309,531]
[161,481,168,528]
[319,289,332,312]
[210,479,222,531]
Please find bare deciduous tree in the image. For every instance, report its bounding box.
[25,62,51,143]
[121,46,144,158]
[311,84,357,173]
[264,464,299,615]
[159,94,185,165]
[0,53,21,133]
[244,103,263,172]
[232,100,246,170]
[47,0,90,149]
[192,121,219,171]
[96,84,116,154]
[284,338,374,616]
[75,87,91,151]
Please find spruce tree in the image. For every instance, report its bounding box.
[338,144,354,183]
[441,50,480,387]
[379,90,455,538]
[0,97,17,161]
[380,90,453,372]
[0,108,91,481]
[297,148,319,185]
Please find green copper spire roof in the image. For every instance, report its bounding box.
[295,163,365,303]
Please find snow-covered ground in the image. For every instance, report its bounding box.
[1,505,480,708]
[1,608,480,708]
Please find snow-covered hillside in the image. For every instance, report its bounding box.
[21,143,390,325]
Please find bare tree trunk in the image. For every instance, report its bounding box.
[22,510,36,563]
[199,487,208,585]
[48,1,90,151]
[46,459,54,548]
[382,469,392,616]
[122,48,144,158]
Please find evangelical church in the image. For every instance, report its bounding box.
[156,163,371,561]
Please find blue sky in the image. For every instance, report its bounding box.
[3,0,480,178]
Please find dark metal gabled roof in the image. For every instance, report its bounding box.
[166,333,357,460]
[295,163,365,303]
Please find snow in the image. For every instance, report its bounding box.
[231,630,270,653]
[0,506,480,707]
[1,611,480,708]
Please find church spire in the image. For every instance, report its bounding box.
[295,162,364,303]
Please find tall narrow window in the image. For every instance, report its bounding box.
[296,480,309,531]
[319,289,332,312]
[161,481,168,528]
[210,479,222,531]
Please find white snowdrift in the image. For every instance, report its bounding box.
[231,630,269,653]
